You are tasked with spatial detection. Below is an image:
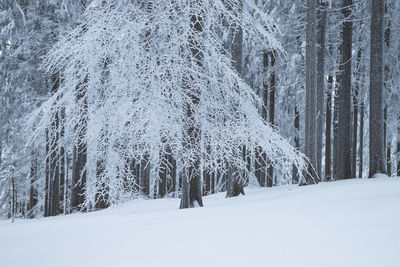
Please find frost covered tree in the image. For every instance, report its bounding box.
[35,0,306,210]
[0,0,88,217]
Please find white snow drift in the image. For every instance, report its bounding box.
[0,177,399,267]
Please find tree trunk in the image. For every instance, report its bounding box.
[59,107,66,214]
[369,0,386,177]
[325,76,333,181]
[267,51,275,187]
[180,0,204,208]
[159,153,167,198]
[397,114,400,176]
[333,77,338,180]
[226,0,245,197]
[292,106,300,183]
[45,129,50,217]
[316,1,327,179]
[387,144,391,176]
[256,51,269,187]
[352,49,361,178]
[28,149,38,217]
[384,4,391,177]
[359,100,365,178]
[303,0,318,184]
[71,76,88,211]
[48,72,60,217]
[50,108,60,216]
[337,0,353,180]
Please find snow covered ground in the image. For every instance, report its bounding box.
[1,178,399,267]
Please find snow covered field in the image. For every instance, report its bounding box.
[1,178,399,267]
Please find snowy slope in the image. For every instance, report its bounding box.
[1,178,399,267]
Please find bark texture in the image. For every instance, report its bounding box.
[369,0,387,177]
[304,0,318,184]
[337,0,353,180]
[316,1,327,179]
[325,76,333,181]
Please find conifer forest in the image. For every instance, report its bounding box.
[0,1,399,266]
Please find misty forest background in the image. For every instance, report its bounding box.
[0,0,399,219]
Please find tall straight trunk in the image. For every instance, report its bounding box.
[49,72,60,217]
[256,52,269,187]
[28,149,38,217]
[141,155,150,196]
[45,129,50,217]
[59,107,66,214]
[359,100,365,178]
[369,0,386,177]
[95,130,109,210]
[180,0,204,208]
[384,5,391,177]
[337,0,353,180]
[159,153,167,198]
[71,76,88,211]
[292,106,300,183]
[226,0,245,197]
[333,81,338,180]
[11,178,16,217]
[168,152,177,195]
[325,76,333,181]
[267,51,275,187]
[387,144,391,176]
[303,0,318,184]
[384,107,391,176]
[352,50,362,178]
[50,108,60,216]
[316,1,327,179]
[397,114,400,176]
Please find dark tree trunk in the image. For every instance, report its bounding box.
[267,51,275,187]
[59,107,66,214]
[226,165,245,197]
[45,129,50,217]
[337,0,353,180]
[397,114,400,176]
[95,132,109,210]
[292,106,300,183]
[48,72,60,217]
[71,76,88,211]
[333,79,338,180]
[50,109,60,216]
[359,100,365,178]
[384,5,391,177]
[352,49,361,178]
[11,178,16,217]
[303,0,318,184]
[159,153,167,198]
[226,0,245,197]
[256,51,269,187]
[180,0,204,208]
[387,145,391,176]
[204,165,211,196]
[141,154,150,196]
[316,1,327,179]
[325,76,333,181]
[369,0,386,177]
[384,107,391,176]
[28,150,38,217]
